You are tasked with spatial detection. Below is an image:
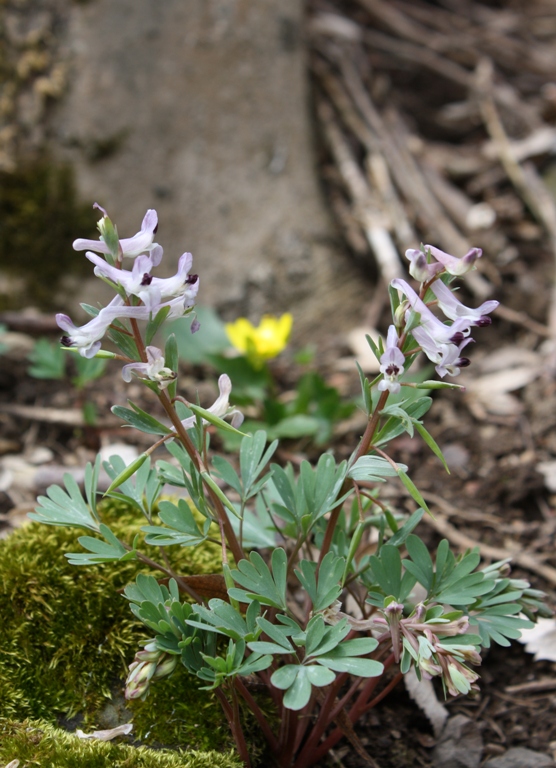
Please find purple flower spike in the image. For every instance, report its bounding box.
[424,244,482,276]
[429,279,499,326]
[74,208,160,259]
[378,325,405,394]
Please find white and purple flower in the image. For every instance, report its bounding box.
[56,296,151,358]
[86,251,199,312]
[429,279,499,327]
[378,325,405,394]
[73,207,161,260]
[406,245,483,279]
[121,346,176,389]
[179,374,244,431]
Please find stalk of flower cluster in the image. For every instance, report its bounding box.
[124,314,245,565]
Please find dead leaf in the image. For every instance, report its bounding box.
[75,723,133,741]
[517,618,556,662]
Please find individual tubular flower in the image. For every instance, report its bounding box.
[405,248,444,283]
[225,313,293,368]
[73,206,161,260]
[391,279,474,342]
[419,244,483,276]
[429,279,499,327]
[179,374,244,431]
[378,325,405,394]
[86,251,199,312]
[56,296,151,357]
[122,346,177,389]
[412,325,473,378]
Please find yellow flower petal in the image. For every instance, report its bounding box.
[225,313,293,362]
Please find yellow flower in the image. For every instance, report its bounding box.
[225,313,293,367]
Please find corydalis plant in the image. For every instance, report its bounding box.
[32,213,549,768]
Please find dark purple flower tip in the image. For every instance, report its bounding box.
[385,364,401,377]
[153,223,159,234]
[60,335,74,347]
[140,273,153,286]
[186,274,199,285]
[190,318,201,334]
[477,316,492,327]
[457,357,471,368]
[450,331,466,344]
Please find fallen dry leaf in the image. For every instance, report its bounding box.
[75,723,133,741]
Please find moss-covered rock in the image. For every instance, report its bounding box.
[0,502,236,759]
[0,720,242,768]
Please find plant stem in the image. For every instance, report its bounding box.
[157,388,245,564]
[318,389,390,565]
[216,688,251,768]
[234,678,279,752]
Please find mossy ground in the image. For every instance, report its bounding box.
[0,501,240,762]
[0,720,242,768]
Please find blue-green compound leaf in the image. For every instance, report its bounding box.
[314,636,382,676]
[30,469,101,531]
[65,523,136,565]
[295,552,345,613]
[229,548,288,610]
[141,498,209,547]
[348,455,407,483]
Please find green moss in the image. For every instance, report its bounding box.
[0,502,234,755]
[0,720,242,768]
[0,159,97,311]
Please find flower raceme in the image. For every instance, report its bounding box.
[225,313,293,368]
[57,207,199,358]
[389,270,498,381]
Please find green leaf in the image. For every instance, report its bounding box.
[374,397,432,447]
[29,471,100,531]
[103,453,150,495]
[142,498,208,547]
[107,323,140,359]
[164,333,178,400]
[349,455,408,483]
[188,403,246,436]
[66,523,135,565]
[146,305,171,345]
[404,535,434,591]
[229,550,288,610]
[413,421,450,473]
[27,339,66,379]
[295,553,345,613]
[368,545,404,599]
[72,354,107,389]
[112,402,172,436]
[388,509,424,547]
[397,469,431,515]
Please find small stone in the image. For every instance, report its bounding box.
[433,715,483,768]
[484,747,555,768]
